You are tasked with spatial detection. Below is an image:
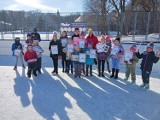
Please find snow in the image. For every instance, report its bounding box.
[0,55,160,120]
[0,34,160,119]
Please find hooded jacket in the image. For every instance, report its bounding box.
[136,51,159,72]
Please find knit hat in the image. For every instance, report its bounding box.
[105,35,111,40]
[130,45,137,53]
[33,28,37,32]
[80,31,85,36]
[115,37,120,42]
[147,42,154,49]
[53,31,58,36]
[27,33,31,37]
[88,28,93,34]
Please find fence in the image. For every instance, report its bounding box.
[0,11,160,41]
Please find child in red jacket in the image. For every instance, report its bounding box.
[24,45,38,78]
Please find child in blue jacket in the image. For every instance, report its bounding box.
[12,37,25,70]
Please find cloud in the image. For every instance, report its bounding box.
[15,0,58,12]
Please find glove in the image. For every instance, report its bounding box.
[130,59,134,63]
[124,61,128,64]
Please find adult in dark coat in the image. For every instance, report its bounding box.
[49,31,62,74]
[31,28,41,42]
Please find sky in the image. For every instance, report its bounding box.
[0,0,83,13]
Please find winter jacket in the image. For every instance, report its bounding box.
[85,48,94,65]
[12,42,23,56]
[32,45,44,58]
[31,32,41,41]
[85,34,98,49]
[49,39,62,59]
[136,51,159,72]
[24,50,38,64]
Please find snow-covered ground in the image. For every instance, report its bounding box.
[0,55,160,120]
[0,34,160,120]
[0,33,160,41]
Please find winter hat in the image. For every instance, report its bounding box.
[147,42,154,49]
[27,33,31,37]
[53,31,58,36]
[115,37,120,42]
[15,37,20,43]
[88,28,93,34]
[105,35,111,40]
[80,31,85,36]
[33,28,37,32]
[130,45,137,53]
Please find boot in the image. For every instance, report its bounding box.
[114,69,119,79]
[107,62,111,73]
[110,68,115,78]
[102,72,105,77]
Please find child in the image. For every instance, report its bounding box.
[96,37,108,77]
[25,33,33,45]
[72,45,81,78]
[136,42,160,89]
[124,45,139,83]
[85,42,94,76]
[105,35,112,73]
[12,37,25,70]
[79,31,86,74]
[32,39,44,74]
[110,37,124,79]
[60,31,68,72]
[63,38,74,74]
[49,31,62,75]
[24,45,38,78]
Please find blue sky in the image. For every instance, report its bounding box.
[0,0,83,12]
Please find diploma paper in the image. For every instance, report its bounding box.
[90,49,96,58]
[111,46,119,55]
[73,37,80,45]
[14,49,21,56]
[71,55,79,61]
[67,44,73,52]
[61,38,67,47]
[124,51,133,61]
[79,40,85,48]
[79,53,86,63]
[96,44,104,53]
[51,45,58,54]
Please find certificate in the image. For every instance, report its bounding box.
[90,49,96,58]
[14,49,21,56]
[111,46,119,55]
[71,55,79,61]
[73,37,80,45]
[124,51,133,61]
[51,45,58,54]
[79,53,86,63]
[61,38,67,47]
[96,44,104,53]
[79,40,85,48]
[67,44,73,52]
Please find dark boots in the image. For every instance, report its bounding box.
[114,69,119,79]
[110,68,115,78]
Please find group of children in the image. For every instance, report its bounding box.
[12,28,160,89]
[12,32,44,78]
